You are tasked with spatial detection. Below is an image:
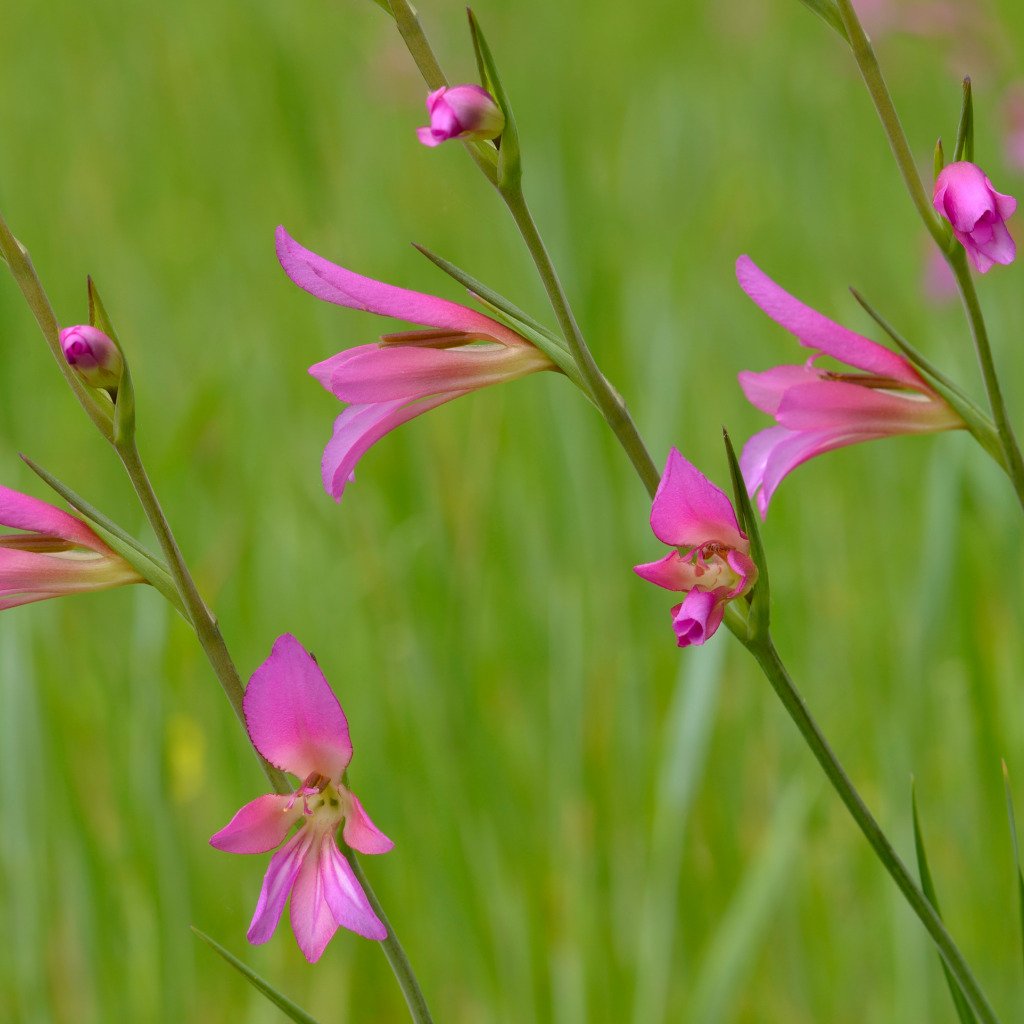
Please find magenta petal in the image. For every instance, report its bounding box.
[633,551,703,593]
[247,829,310,946]
[244,634,353,780]
[321,394,466,502]
[736,256,921,387]
[210,794,303,854]
[343,793,395,855]
[289,832,341,963]
[737,364,818,416]
[320,838,387,941]
[276,227,517,341]
[0,486,109,552]
[650,448,744,550]
[671,589,725,648]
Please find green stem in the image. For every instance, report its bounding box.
[947,249,1024,510]
[347,849,435,1024]
[745,635,1000,1024]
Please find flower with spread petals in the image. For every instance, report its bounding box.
[211,634,392,962]
[634,449,757,648]
[933,162,1016,273]
[0,486,143,610]
[416,85,504,148]
[736,256,963,516]
[59,325,123,391]
[276,226,554,501]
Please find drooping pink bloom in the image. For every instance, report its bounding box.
[416,85,504,148]
[0,486,143,610]
[933,162,1016,273]
[211,634,393,962]
[59,325,123,390]
[736,256,963,516]
[276,226,554,501]
[634,449,757,648]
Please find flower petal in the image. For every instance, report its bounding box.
[244,634,354,780]
[289,831,341,962]
[321,394,466,502]
[671,589,726,647]
[0,486,110,552]
[210,794,304,854]
[649,448,744,551]
[0,548,142,602]
[342,792,394,855]
[320,838,387,941]
[247,829,310,946]
[737,364,819,416]
[276,227,520,343]
[633,551,704,592]
[736,256,922,387]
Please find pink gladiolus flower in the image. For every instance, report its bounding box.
[59,325,123,390]
[211,634,393,962]
[634,449,757,648]
[933,162,1016,273]
[276,226,554,501]
[0,486,143,610]
[416,85,504,147]
[736,256,963,516]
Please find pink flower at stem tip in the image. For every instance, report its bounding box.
[211,634,392,962]
[932,162,1016,273]
[416,84,504,148]
[59,324,123,390]
[634,449,757,648]
[735,256,964,517]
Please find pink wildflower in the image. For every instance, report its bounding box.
[634,449,757,648]
[59,325,123,391]
[933,162,1016,273]
[0,486,142,609]
[276,226,553,501]
[736,256,963,516]
[211,634,392,962]
[416,85,504,147]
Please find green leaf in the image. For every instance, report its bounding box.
[911,784,979,1024]
[953,76,974,164]
[934,137,945,181]
[722,428,769,640]
[466,9,521,189]
[796,0,850,41]
[87,277,136,445]
[1002,762,1024,978]
[367,0,394,14]
[20,454,188,618]
[191,927,323,1024]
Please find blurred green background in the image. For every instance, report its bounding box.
[1,0,1023,1020]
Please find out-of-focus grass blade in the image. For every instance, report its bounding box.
[911,784,978,1024]
[191,928,322,1024]
[1001,762,1024,978]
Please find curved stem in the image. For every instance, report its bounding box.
[347,850,435,1024]
[745,635,1000,1024]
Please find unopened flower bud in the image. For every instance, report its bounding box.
[59,325,123,390]
[416,85,504,148]
[932,162,1017,273]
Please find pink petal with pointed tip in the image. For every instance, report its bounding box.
[737,364,819,416]
[276,227,520,343]
[244,634,353,780]
[343,792,394,855]
[210,794,304,854]
[247,829,310,946]
[736,256,921,387]
[0,548,141,599]
[0,486,110,552]
[289,832,341,962]
[321,394,466,502]
[320,838,387,941]
[650,448,744,551]
[416,127,444,147]
[671,589,725,647]
[633,551,704,593]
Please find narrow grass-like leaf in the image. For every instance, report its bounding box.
[88,277,137,444]
[796,0,850,40]
[367,0,394,14]
[934,137,945,180]
[911,784,978,1024]
[191,928,322,1024]
[953,77,974,164]
[1001,762,1024,978]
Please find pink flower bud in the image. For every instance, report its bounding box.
[932,162,1017,274]
[59,325,123,390]
[416,85,504,148]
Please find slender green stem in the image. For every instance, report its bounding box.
[947,248,1024,510]
[745,635,1000,1024]
[834,0,1024,507]
[347,850,435,1024]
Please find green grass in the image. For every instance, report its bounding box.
[1,0,1024,1021]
